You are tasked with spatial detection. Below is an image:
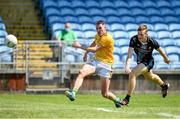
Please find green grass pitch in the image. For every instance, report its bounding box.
[0,92,179,118]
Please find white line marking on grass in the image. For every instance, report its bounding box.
[158,112,180,119]
[96,108,118,112]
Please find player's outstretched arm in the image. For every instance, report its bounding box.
[157,47,170,64]
[125,47,134,74]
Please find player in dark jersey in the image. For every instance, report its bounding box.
[121,25,170,106]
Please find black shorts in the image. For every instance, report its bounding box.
[141,59,154,71]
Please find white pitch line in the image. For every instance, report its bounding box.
[157,112,180,119]
[96,108,118,112]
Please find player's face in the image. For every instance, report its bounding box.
[138,31,147,41]
[96,24,106,36]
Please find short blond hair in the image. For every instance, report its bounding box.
[138,24,148,33]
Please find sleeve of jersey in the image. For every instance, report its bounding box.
[152,38,160,49]
[129,37,135,48]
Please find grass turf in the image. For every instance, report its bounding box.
[0,92,179,118]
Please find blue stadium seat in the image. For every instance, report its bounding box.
[100,0,114,8]
[171,0,180,7]
[82,23,96,31]
[0,46,12,53]
[51,23,64,33]
[103,8,118,16]
[114,39,129,47]
[85,0,100,8]
[0,23,6,30]
[78,15,93,23]
[131,8,146,16]
[65,54,75,62]
[62,16,78,23]
[156,1,171,8]
[0,38,5,45]
[41,0,58,9]
[164,16,179,23]
[146,7,161,16]
[113,47,121,55]
[125,23,138,31]
[0,54,12,62]
[165,46,179,54]
[175,39,180,46]
[160,7,175,16]
[171,62,180,69]
[157,31,172,39]
[142,0,157,8]
[172,31,180,39]
[0,30,7,37]
[150,15,164,23]
[174,7,180,16]
[169,23,180,31]
[92,16,106,23]
[46,15,62,26]
[114,54,121,62]
[71,0,86,8]
[155,62,170,69]
[120,15,134,23]
[75,30,84,39]
[146,23,154,31]
[89,8,103,16]
[113,31,129,39]
[59,8,75,16]
[107,16,121,24]
[75,8,89,16]
[0,16,2,22]
[84,31,96,39]
[110,23,125,31]
[113,61,124,69]
[135,15,150,24]
[128,31,137,38]
[159,39,176,47]
[117,8,132,16]
[114,0,129,8]
[44,7,60,18]
[148,31,158,39]
[154,23,169,31]
[119,46,129,55]
[168,53,179,62]
[128,1,143,8]
[58,0,72,8]
[70,23,82,31]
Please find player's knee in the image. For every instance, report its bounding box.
[101,91,108,98]
[78,70,85,78]
[129,72,136,79]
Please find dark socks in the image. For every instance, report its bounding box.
[125,94,131,101]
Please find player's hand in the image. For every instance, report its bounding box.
[72,41,81,48]
[125,66,131,74]
[83,52,88,62]
[164,58,170,64]
[58,41,62,47]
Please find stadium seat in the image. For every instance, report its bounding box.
[75,8,89,16]
[85,0,100,8]
[63,16,78,23]
[113,47,121,55]
[157,31,172,39]
[110,23,125,31]
[175,39,180,46]
[117,8,132,16]
[160,39,176,47]
[155,62,170,69]
[128,31,137,38]
[160,7,175,16]
[58,0,72,8]
[171,62,180,69]
[44,7,60,18]
[125,23,138,31]
[154,23,169,31]
[114,39,129,47]
[71,0,86,8]
[59,8,75,16]
[46,15,61,26]
[135,16,150,24]
[164,16,179,23]
[107,16,121,24]
[89,8,103,16]
[114,54,121,62]
[171,0,180,7]
[165,46,179,54]
[156,1,171,8]
[70,23,82,31]
[120,15,134,23]
[103,8,118,16]
[119,46,129,56]
[113,31,129,39]
[51,23,64,33]
[114,0,129,8]
[0,23,6,30]
[82,23,96,31]
[145,24,154,31]
[148,31,158,39]
[142,0,157,8]
[0,38,5,45]
[169,23,180,31]
[78,15,93,23]
[100,0,115,8]
[168,53,179,62]
[128,1,143,8]
[146,7,161,16]
[150,16,164,23]
[131,8,146,16]
[65,54,75,62]
[84,31,96,39]
[0,54,12,62]
[113,61,124,69]
[92,16,106,23]
[75,30,84,39]
[41,0,58,9]
[0,30,7,37]
[172,31,180,39]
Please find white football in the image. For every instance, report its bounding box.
[5,34,17,48]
